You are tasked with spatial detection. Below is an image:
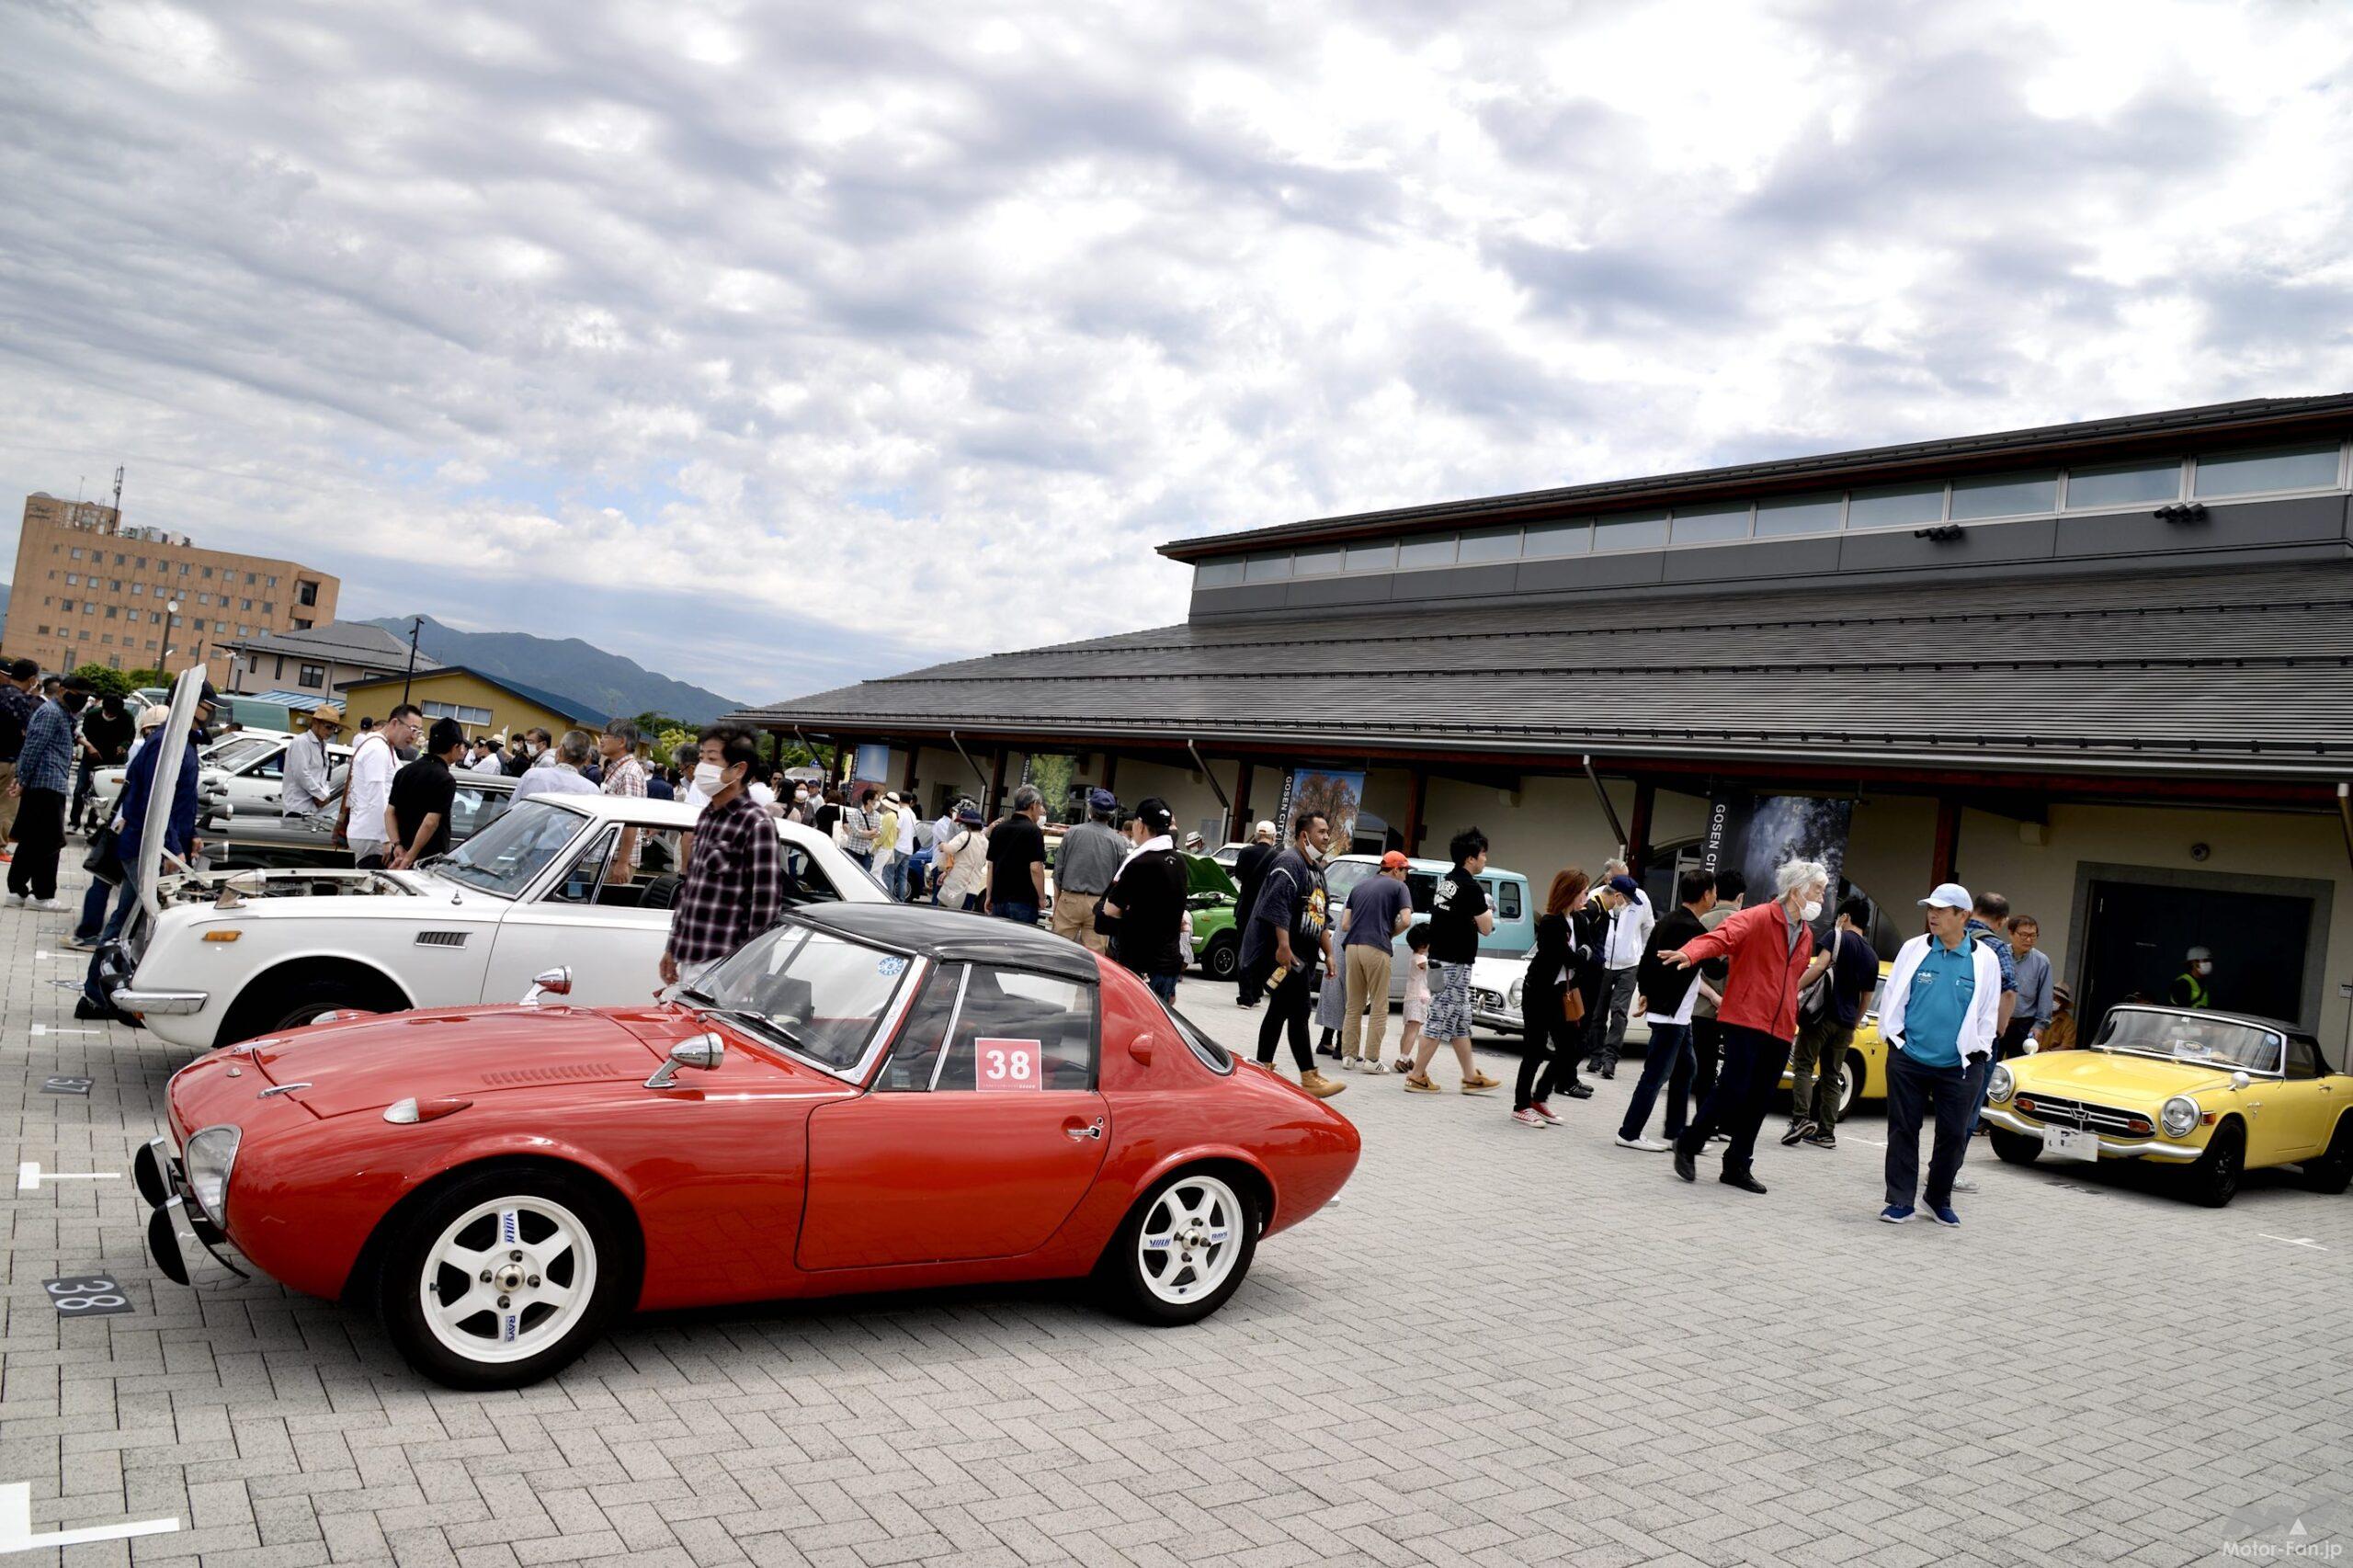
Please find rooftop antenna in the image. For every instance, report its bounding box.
[110,466,125,530]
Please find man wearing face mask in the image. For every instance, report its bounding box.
[5,674,92,909]
[661,726,783,990]
[2170,946,2215,1009]
[340,704,419,869]
[1657,857,1828,1194]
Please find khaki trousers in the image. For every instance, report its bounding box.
[1050,891,1109,954]
[1341,943,1394,1062]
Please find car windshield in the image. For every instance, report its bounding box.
[434,800,587,898]
[204,736,278,774]
[2095,1009,2283,1074]
[1324,860,1371,902]
[692,924,913,1071]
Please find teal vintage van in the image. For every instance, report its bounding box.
[1321,852,1535,1002]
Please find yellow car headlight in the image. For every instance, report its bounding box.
[2161,1096,2199,1139]
[1987,1064,2014,1104]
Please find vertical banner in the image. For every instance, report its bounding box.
[852,743,892,790]
[1281,768,1364,850]
[1703,792,1854,930]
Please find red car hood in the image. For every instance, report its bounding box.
[245,1006,666,1119]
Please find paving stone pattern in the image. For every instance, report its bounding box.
[5,868,2351,1565]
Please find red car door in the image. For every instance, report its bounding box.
[797,964,1111,1270]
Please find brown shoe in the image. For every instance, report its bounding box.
[1461,1071,1502,1094]
[1298,1069,1346,1098]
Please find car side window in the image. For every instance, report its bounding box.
[874,964,964,1091]
[2285,1037,2322,1080]
[449,786,506,844]
[248,749,285,780]
[1492,880,1523,921]
[933,967,1098,1092]
[784,845,839,904]
[1405,873,1438,915]
[544,827,620,905]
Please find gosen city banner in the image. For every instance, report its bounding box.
[1700,791,1854,930]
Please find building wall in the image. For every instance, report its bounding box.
[4,494,341,688]
[340,671,574,743]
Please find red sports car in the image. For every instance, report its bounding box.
[136,903,1359,1388]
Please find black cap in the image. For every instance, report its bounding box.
[58,675,95,693]
[197,681,222,710]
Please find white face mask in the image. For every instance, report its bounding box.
[693,761,725,791]
[793,789,809,803]
[1799,899,1824,924]
[1302,840,1324,863]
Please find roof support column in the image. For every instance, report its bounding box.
[988,748,1007,817]
[900,743,918,797]
[1932,795,1961,887]
[1229,760,1253,843]
[1100,751,1119,793]
[1627,779,1655,877]
[1404,767,1427,858]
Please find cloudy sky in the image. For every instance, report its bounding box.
[4,0,2349,703]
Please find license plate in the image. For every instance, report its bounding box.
[2042,1125,2100,1163]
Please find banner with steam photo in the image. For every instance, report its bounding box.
[1280,768,1365,851]
[1699,792,1854,931]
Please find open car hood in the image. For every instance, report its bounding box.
[1181,852,1238,900]
[242,1007,665,1119]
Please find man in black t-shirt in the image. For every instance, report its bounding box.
[1236,811,1343,1097]
[1231,819,1278,1006]
[1405,826,1503,1095]
[985,784,1048,924]
[387,717,464,869]
[1101,796,1188,1001]
[1781,894,1882,1148]
[72,693,135,832]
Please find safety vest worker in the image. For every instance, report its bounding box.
[2169,946,2213,1009]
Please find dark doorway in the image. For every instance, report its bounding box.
[2080,879,2313,1032]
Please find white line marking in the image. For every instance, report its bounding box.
[33,951,78,962]
[28,1024,100,1037]
[15,1164,120,1193]
[2258,1233,2328,1252]
[1846,1137,1887,1147]
[0,1482,179,1551]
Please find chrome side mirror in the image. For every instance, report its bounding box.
[2230,1070,2251,1091]
[646,1031,725,1089]
[521,967,572,1007]
[214,869,268,910]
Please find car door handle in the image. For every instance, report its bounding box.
[1063,1117,1103,1141]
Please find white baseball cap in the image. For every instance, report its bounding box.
[1917,881,1972,911]
[1253,819,1276,839]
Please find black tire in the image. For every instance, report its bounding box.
[1201,933,1240,981]
[2303,1115,2353,1196]
[265,977,383,1035]
[1096,1166,1261,1326]
[1836,1055,1864,1122]
[377,1163,635,1390]
[2183,1121,2245,1208]
[1991,1130,2042,1166]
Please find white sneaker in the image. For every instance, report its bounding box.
[3,892,24,908]
[1358,1059,1385,1075]
[1615,1135,1672,1153]
[26,898,69,913]
[1949,1175,1978,1193]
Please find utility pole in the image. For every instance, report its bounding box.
[401,616,423,703]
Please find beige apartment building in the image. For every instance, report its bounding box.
[3,493,340,687]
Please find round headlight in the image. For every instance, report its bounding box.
[1507,978,1524,1010]
[2161,1096,2200,1139]
[1987,1064,2014,1104]
[182,1123,243,1222]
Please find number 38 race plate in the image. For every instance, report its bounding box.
[976,1038,1043,1091]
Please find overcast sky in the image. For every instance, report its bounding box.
[4,0,2349,704]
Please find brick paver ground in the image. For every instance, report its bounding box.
[6,866,2350,1565]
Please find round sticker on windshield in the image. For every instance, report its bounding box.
[877,956,908,978]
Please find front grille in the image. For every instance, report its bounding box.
[2012,1094,2152,1137]
[1472,987,1506,1009]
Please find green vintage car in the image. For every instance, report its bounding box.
[1185,852,1244,978]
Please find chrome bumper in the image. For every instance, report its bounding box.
[1980,1106,2203,1162]
[134,1137,244,1285]
[113,988,209,1017]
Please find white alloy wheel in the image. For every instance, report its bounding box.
[1135,1174,1244,1306]
[417,1196,599,1365]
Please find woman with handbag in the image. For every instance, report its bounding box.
[1513,869,1597,1127]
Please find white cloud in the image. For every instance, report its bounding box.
[1,0,2349,703]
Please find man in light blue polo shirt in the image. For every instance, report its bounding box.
[1875,882,2002,1226]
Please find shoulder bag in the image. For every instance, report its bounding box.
[1800,928,1842,1020]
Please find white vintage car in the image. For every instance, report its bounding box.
[101,792,885,1050]
[90,729,352,835]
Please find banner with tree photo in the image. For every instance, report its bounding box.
[1699,791,1854,932]
[1280,768,1365,850]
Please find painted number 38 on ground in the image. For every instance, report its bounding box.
[135,904,1359,1389]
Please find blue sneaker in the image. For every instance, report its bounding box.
[1879,1204,1914,1224]
[1931,1206,1961,1228]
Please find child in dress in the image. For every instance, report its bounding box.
[1393,924,1433,1074]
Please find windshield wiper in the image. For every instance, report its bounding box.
[677,983,718,1006]
[712,1006,812,1055]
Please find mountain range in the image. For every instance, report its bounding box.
[358,615,742,724]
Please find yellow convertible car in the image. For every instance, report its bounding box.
[1982,1004,2353,1207]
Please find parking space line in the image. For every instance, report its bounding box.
[16,1163,120,1193]
[0,1483,179,1551]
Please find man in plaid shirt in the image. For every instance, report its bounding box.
[660,726,783,986]
[8,674,92,907]
[597,718,648,875]
[0,657,40,857]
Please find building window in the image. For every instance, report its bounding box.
[1456,525,1522,562]
[109,579,122,591]
[1666,501,1751,545]
[1343,540,1397,571]
[261,602,273,614]
[58,599,74,612]
[68,548,82,560]
[239,625,253,638]
[1847,483,1945,528]
[201,566,213,578]
[1593,511,1668,551]
[297,579,319,607]
[240,598,252,611]
[1949,470,2057,520]
[1753,492,1844,537]
[423,700,494,725]
[267,575,278,587]
[131,583,143,596]
[2193,442,2343,499]
[113,552,125,564]
[292,618,313,631]
[245,573,257,585]
[178,562,189,574]
[63,573,76,585]
[1291,546,1344,576]
[299,663,325,687]
[2065,459,2182,509]
[1396,534,1458,568]
[104,606,118,619]
[1243,551,1293,583]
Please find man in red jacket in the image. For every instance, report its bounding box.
[1656,858,1829,1193]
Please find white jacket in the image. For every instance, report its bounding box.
[1878,932,2002,1067]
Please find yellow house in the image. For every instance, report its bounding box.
[335,665,606,745]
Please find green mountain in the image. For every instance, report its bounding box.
[358,615,741,724]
